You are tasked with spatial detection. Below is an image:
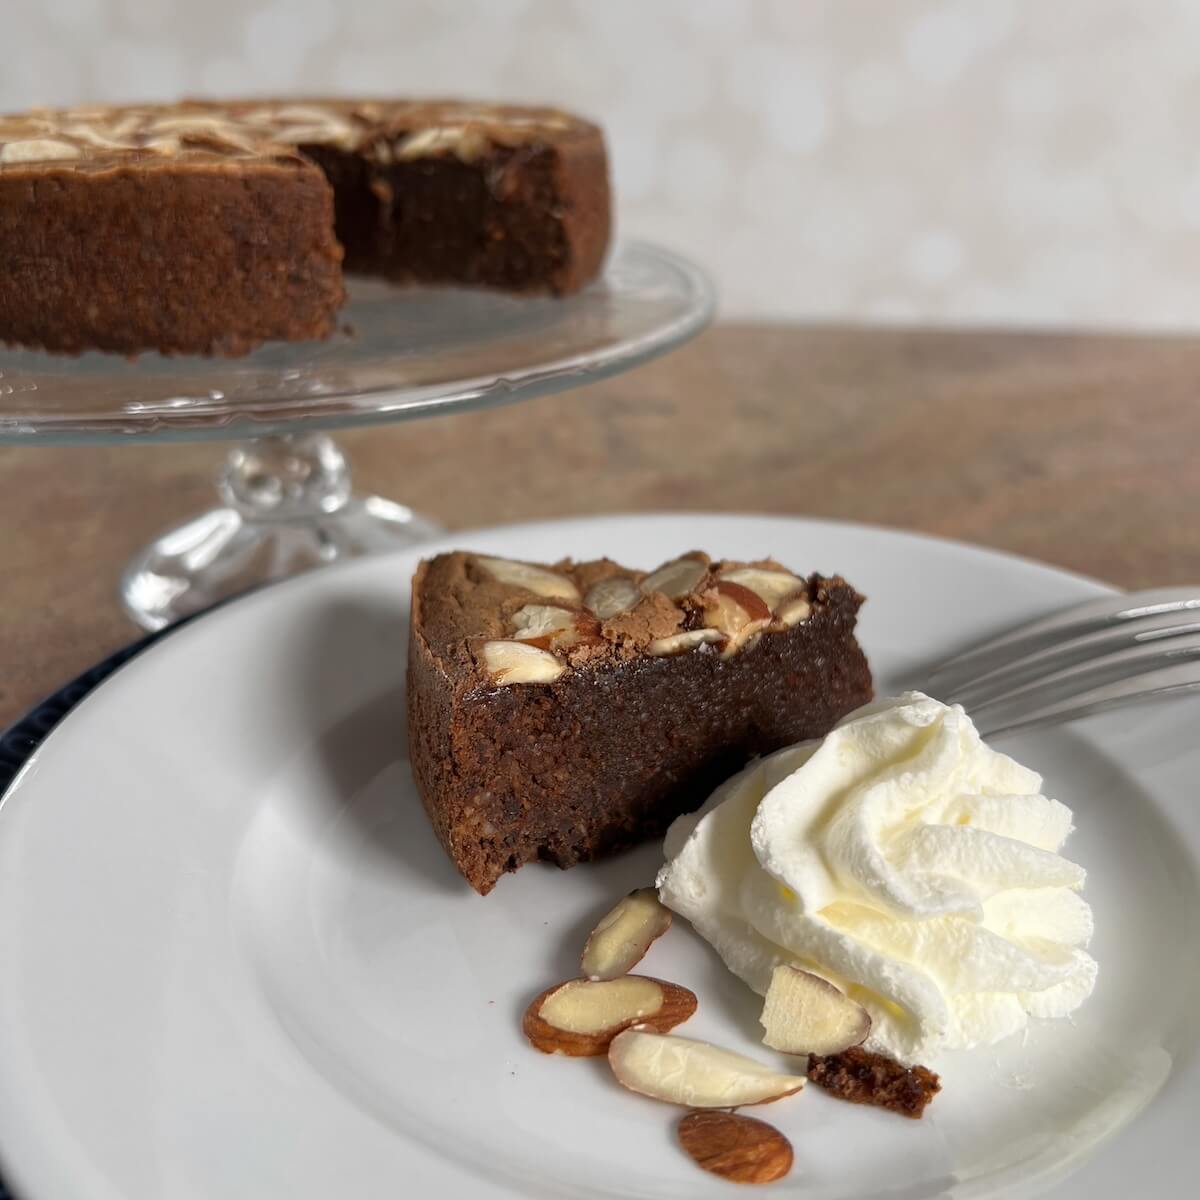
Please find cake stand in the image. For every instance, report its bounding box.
[0,242,715,630]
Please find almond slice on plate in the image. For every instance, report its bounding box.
[523,977,697,1056]
[760,965,872,1056]
[474,555,581,602]
[581,888,672,981]
[608,1029,805,1107]
[677,1110,794,1185]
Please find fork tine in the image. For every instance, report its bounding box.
[971,658,1200,739]
[960,633,1200,715]
[942,610,1200,708]
[926,586,1200,695]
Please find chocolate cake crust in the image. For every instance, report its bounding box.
[407,550,874,894]
[0,98,611,356]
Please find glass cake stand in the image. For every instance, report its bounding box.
[0,242,715,630]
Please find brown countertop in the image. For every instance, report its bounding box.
[2,322,1197,728]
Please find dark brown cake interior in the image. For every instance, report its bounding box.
[304,143,580,291]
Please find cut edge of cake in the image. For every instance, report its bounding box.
[0,98,611,356]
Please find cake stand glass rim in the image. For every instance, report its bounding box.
[0,241,716,446]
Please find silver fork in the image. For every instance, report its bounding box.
[921,587,1200,738]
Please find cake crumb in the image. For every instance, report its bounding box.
[807,1046,940,1118]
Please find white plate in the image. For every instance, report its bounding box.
[1,514,1198,1200]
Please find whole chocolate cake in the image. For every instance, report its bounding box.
[0,99,611,356]
[407,550,874,894]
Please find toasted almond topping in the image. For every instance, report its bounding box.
[584,576,641,619]
[61,123,135,149]
[148,115,241,135]
[274,122,358,146]
[711,579,771,622]
[776,595,813,626]
[700,583,772,659]
[641,556,708,600]
[143,135,182,155]
[703,580,771,648]
[475,555,581,602]
[509,604,577,640]
[1,138,83,163]
[720,625,768,660]
[646,629,724,657]
[396,124,488,161]
[247,104,335,124]
[481,639,564,684]
[719,567,805,611]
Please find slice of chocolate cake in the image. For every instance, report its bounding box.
[0,98,611,356]
[407,551,873,894]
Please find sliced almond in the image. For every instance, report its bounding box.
[677,1111,794,1185]
[760,965,872,1056]
[775,595,812,627]
[509,603,599,651]
[702,580,772,659]
[581,888,672,981]
[722,628,767,660]
[475,555,581,602]
[61,123,136,149]
[646,629,723,657]
[640,556,708,600]
[510,604,577,640]
[523,977,697,1056]
[149,115,238,135]
[608,1029,805,1107]
[481,640,564,685]
[1,138,83,163]
[709,579,772,624]
[143,135,182,155]
[396,124,488,161]
[275,122,358,147]
[555,611,602,649]
[719,567,805,612]
[584,576,641,619]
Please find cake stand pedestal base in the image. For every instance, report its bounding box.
[119,432,443,631]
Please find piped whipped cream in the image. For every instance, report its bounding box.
[656,693,1097,1065]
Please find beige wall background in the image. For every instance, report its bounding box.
[7,0,1200,329]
